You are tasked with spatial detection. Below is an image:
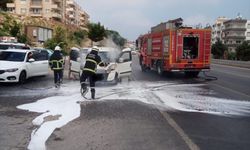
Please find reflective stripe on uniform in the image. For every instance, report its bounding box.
[49,59,64,70]
[98,61,104,65]
[83,68,96,73]
[86,58,97,65]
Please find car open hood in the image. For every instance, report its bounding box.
[0,61,23,70]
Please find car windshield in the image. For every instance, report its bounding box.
[34,48,53,57]
[0,51,26,62]
[98,50,120,63]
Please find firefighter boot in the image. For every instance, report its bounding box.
[91,88,95,100]
[80,83,88,97]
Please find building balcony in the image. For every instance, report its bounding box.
[30,4,42,8]
[51,4,61,10]
[30,0,42,7]
[223,28,246,32]
[66,7,74,12]
[68,14,75,19]
[66,0,75,6]
[223,35,246,39]
[52,13,62,19]
[53,0,62,3]
[80,16,85,21]
[30,13,42,17]
[7,3,15,8]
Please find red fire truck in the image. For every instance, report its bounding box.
[137,18,211,77]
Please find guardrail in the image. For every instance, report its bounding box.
[212,59,250,69]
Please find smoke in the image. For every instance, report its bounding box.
[96,36,122,62]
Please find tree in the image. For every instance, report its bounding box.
[211,39,227,59]
[87,22,106,45]
[10,20,21,37]
[106,30,126,48]
[0,0,13,11]
[44,38,57,50]
[44,26,68,54]
[17,34,29,44]
[236,41,250,61]
[73,30,87,45]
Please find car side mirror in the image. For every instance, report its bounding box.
[28,58,35,63]
[118,58,124,63]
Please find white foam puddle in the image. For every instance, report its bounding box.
[17,81,250,150]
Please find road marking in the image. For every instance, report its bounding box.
[160,111,200,150]
[210,82,250,99]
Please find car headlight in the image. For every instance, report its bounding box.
[5,68,18,72]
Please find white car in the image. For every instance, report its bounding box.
[70,47,132,83]
[0,42,30,50]
[69,47,90,76]
[0,49,49,83]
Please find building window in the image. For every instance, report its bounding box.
[21,8,27,14]
[236,41,241,44]
[20,0,26,3]
[31,8,42,14]
[247,32,250,37]
[45,9,50,13]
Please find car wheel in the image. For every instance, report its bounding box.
[19,71,27,84]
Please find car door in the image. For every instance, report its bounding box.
[25,52,38,77]
[117,51,132,77]
[32,51,49,76]
[69,49,80,73]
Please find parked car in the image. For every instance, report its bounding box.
[70,47,132,83]
[0,42,30,50]
[0,49,49,83]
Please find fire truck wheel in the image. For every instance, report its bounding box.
[157,62,164,76]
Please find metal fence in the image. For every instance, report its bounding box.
[212,59,250,69]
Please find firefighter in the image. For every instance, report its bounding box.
[80,46,105,99]
[49,46,64,88]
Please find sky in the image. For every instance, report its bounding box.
[76,0,250,41]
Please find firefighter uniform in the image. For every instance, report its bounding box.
[80,46,104,99]
[49,46,64,87]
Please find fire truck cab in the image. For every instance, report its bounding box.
[137,18,211,77]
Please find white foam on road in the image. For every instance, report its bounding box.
[17,81,250,150]
[17,84,81,150]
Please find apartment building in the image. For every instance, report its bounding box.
[211,17,229,44]
[65,0,89,29]
[246,20,250,42]
[6,0,89,29]
[222,17,247,52]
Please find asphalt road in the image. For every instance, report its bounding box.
[0,55,250,150]
[130,55,250,150]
